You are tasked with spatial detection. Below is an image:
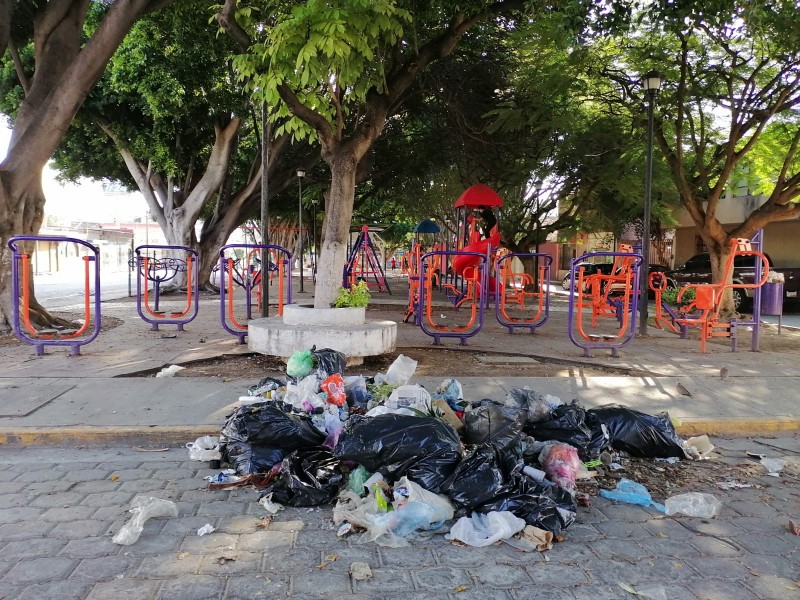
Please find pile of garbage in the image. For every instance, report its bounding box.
[195,349,714,547]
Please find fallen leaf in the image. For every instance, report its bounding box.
[454,586,468,593]
[217,557,236,565]
[110,475,119,481]
[256,516,273,529]
[177,552,189,560]
[618,582,638,595]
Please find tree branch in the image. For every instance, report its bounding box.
[8,38,31,95]
[216,0,252,51]
[277,83,335,148]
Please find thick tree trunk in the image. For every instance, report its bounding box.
[314,153,358,308]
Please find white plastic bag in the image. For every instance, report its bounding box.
[664,492,722,518]
[186,435,221,461]
[445,511,526,547]
[376,354,418,386]
[156,364,185,378]
[386,385,431,412]
[284,374,324,412]
[112,495,178,545]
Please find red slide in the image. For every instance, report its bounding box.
[452,232,501,289]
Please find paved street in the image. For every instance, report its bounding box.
[0,439,797,600]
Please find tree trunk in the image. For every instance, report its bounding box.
[314,153,358,308]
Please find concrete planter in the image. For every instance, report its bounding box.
[248,304,395,365]
[282,304,366,327]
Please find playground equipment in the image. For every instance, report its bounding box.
[494,250,552,334]
[133,245,199,331]
[343,225,390,293]
[8,235,101,356]
[419,248,489,345]
[567,248,642,358]
[219,244,293,344]
[651,234,769,353]
[451,184,502,297]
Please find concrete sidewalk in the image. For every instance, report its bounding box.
[1,283,798,446]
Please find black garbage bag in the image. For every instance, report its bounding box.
[334,414,463,493]
[261,447,344,507]
[475,475,576,536]
[223,443,286,476]
[219,403,325,474]
[526,401,608,461]
[445,445,511,510]
[588,405,686,458]
[463,402,526,450]
[313,347,347,378]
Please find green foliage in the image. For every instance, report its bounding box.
[661,286,696,306]
[229,0,411,141]
[333,281,371,308]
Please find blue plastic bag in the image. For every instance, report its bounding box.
[599,478,665,512]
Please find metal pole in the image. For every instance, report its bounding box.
[312,200,317,278]
[639,92,656,336]
[260,102,270,318]
[298,175,304,293]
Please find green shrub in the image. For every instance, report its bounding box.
[661,286,695,306]
[333,281,371,308]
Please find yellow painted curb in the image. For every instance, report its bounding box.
[0,426,218,447]
[676,417,800,437]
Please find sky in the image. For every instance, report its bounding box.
[1,117,144,224]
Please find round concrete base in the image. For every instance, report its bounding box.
[247,306,396,365]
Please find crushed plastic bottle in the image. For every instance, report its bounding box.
[664,492,722,518]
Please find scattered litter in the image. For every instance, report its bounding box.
[789,520,800,536]
[502,525,554,552]
[155,364,185,377]
[599,478,665,512]
[374,354,417,385]
[197,524,215,536]
[258,494,285,514]
[619,582,668,599]
[349,562,372,581]
[337,523,353,537]
[540,444,581,491]
[286,349,314,378]
[760,457,786,475]
[664,492,721,518]
[160,334,177,339]
[133,447,170,452]
[317,554,338,569]
[685,435,715,459]
[746,451,766,460]
[112,496,178,545]
[216,556,235,565]
[186,436,221,462]
[445,511,525,547]
[716,481,751,490]
[204,470,241,484]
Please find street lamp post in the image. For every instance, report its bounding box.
[638,70,665,336]
[312,196,318,280]
[297,168,306,293]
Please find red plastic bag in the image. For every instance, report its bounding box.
[321,374,346,407]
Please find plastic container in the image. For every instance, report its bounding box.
[664,492,722,518]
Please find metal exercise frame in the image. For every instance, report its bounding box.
[134,245,199,331]
[8,235,101,356]
[567,250,642,358]
[494,251,552,334]
[419,249,488,345]
[219,243,292,344]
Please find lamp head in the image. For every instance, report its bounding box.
[642,71,665,95]
[296,168,306,179]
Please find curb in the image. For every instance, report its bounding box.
[1,417,797,448]
[0,426,218,448]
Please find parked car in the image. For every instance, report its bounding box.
[666,252,800,309]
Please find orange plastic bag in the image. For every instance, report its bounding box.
[321,374,346,407]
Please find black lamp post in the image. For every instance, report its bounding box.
[297,168,306,293]
[638,70,665,336]
[312,195,318,280]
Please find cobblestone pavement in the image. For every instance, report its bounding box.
[0,438,797,600]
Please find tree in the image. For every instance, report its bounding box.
[217,0,563,308]
[46,1,321,288]
[0,0,177,331]
[607,0,800,310]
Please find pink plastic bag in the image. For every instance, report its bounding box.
[321,374,346,407]
[541,444,581,491]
